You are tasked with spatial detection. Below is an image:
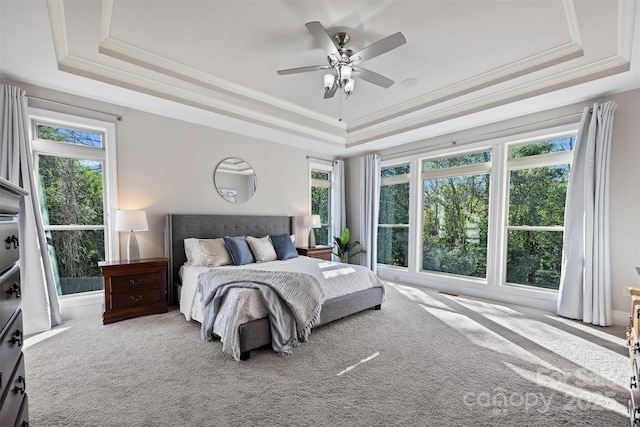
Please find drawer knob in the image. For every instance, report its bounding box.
[11,329,23,347]
[130,279,144,286]
[4,235,18,249]
[130,295,144,302]
[14,375,25,395]
[8,282,21,299]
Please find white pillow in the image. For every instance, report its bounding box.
[184,238,198,263]
[246,236,278,263]
[185,238,233,267]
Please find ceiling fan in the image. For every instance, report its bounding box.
[277,21,406,99]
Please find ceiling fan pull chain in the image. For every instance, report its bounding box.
[339,91,343,122]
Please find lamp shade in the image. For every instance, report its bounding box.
[303,214,322,229]
[323,73,335,90]
[115,210,148,232]
[344,78,355,96]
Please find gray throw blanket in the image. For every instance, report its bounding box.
[198,269,327,354]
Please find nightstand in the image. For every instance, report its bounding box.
[98,257,168,325]
[296,246,334,261]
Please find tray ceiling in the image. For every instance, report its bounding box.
[1,0,638,155]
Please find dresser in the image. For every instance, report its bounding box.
[0,178,29,427]
[296,246,334,261]
[99,258,168,324]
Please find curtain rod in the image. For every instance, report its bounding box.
[306,155,335,164]
[27,96,122,121]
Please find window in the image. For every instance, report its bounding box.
[377,125,577,299]
[505,136,575,289]
[421,151,491,278]
[30,109,117,296]
[310,168,331,245]
[378,163,410,267]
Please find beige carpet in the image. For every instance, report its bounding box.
[24,283,629,426]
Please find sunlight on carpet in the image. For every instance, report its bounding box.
[506,362,628,417]
[24,326,71,350]
[336,351,380,376]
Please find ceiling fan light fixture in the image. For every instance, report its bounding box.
[344,78,355,97]
[339,65,352,83]
[324,73,335,91]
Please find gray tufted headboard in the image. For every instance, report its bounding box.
[164,214,295,305]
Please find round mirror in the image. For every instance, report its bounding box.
[214,157,257,203]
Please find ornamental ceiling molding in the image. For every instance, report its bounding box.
[46,0,635,149]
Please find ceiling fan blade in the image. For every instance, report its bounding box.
[351,32,406,64]
[323,84,338,99]
[354,67,394,88]
[305,21,340,58]
[277,65,329,75]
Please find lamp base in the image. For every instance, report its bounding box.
[127,231,140,261]
[308,228,316,248]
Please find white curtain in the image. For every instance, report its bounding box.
[0,84,62,335]
[331,159,345,261]
[360,154,380,271]
[557,101,616,326]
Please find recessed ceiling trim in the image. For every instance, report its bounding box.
[55,54,346,146]
[348,41,585,132]
[346,55,630,148]
[98,0,341,130]
[47,0,345,146]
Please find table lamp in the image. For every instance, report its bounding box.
[303,214,322,248]
[115,210,148,261]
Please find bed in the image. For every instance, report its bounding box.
[165,214,385,360]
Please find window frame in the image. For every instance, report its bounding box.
[502,133,575,288]
[376,123,579,306]
[29,108,119,299]
[309,161,333,246]
[378,162,411,268]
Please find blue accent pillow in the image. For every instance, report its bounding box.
[223,236,255,265]
[270,233,298,260]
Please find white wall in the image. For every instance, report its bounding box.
[116,108,319,255]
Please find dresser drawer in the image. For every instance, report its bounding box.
[0,221,19,274]
[14,393,28,427]
[109,270,164,293]
[0,310,22,403]
[0,354,26,427]
[110,286,164,310]
[0,265,20,331]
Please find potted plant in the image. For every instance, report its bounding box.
[333,228,366,263]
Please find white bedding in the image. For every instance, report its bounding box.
[179,256,385,359]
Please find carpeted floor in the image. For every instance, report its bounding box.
[24,282,629,426]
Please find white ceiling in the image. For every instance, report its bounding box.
[1,0,639,156]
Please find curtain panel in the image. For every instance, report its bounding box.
[0,84,62,335]
[331,159,345,261]
[360,154,380,271]
[557,101,616,326]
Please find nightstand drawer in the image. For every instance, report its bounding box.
[0,353,25,427]
[110,286,164,310]
[110,270,164,293]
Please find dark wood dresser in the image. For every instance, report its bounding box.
[99,258,168,324]
[0,177,29,427]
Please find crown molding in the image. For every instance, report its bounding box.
[348,42,584,132]
[47,0,346,146]
[98,1,341,130]
[346,55,631,147]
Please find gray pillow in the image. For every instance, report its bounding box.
[223,236,255,265]
[270,233,298,260]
